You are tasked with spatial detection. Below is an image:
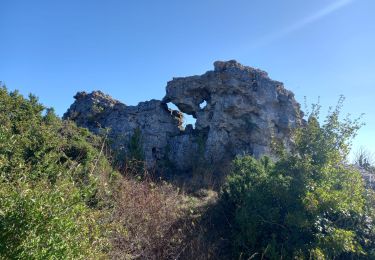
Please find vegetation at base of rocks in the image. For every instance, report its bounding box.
[1,85,374,259]
[221,98,375,259]
[127,127,145,162]
[111,174,192,259]
[123,127,147,178]
[0,86,211,259]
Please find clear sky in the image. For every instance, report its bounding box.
[1,0,374,158]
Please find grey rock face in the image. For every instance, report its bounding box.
[64,60,304,173]
[163,60,303,167]
[64,91,183,168]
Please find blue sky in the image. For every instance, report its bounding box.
[1,0,374,158]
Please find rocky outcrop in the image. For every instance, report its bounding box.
[64,91,183,167]
[164,60,303,165]
[64,60,304,173]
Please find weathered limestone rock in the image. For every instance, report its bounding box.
[64,91,183,167]
[163,60,303,168]
[64,60,304,173]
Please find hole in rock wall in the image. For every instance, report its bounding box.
[166,102,197,129]
[199,100,207,110]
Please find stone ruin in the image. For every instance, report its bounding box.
[63,60,304,173]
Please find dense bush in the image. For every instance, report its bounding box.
[0,178,106,259]
[222,99,375,259]
[0,86,208,259]
[0,86,114,258]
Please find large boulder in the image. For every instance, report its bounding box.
[163,60,304,167]
[64,60,304,173]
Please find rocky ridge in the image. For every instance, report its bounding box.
[64,60,304,173]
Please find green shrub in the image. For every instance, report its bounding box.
[222,98,375,259]
[0,179,106,259]
[0,86,113,258]
[124,127,146,177]
[127,127,144,162]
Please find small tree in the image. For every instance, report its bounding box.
[125,127,146,176]
[128,127,144,162]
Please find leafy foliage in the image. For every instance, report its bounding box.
[0,86,114,258]
[222,98,375,259]
[0,179,105,259]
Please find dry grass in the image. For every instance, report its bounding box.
[107,171,230,259]
[101,156,231,259]
[110,175,189,259]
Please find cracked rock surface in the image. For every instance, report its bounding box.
[64,91,183,167]
[64,60,304,173]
